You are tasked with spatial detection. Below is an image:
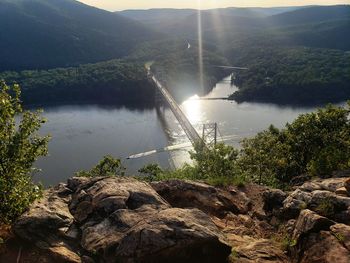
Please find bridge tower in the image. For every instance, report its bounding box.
[202,123,218,147]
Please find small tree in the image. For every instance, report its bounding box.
[189,143,245,186]
[0,81,50,223]
[75,155,125,177]
[138,163,163,181]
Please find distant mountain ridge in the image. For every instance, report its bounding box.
[0,0,160,71]
[119,5,350,51]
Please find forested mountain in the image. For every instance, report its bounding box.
[120,5,350,105]
[266,5,350,26]
[120,5,350,51]
[118,6,301,27]
[1,3,349,105]
[0,0,160,71]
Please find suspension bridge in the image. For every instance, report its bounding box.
[150,73,204,147]
[127,65,247,159]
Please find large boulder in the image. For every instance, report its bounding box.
[262,189,287,214]
[151,180,251,217]
[309,190,350,220]
[81,207,231,263]
[69,177,169,223]
[69,177,231,262]
[282,189,312,219]
[14,184,74,245]
[292,209,334,241]
[14,184,80,262]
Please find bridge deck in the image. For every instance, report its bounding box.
[150,75,203,146]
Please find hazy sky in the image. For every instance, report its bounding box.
[78,0,349,11]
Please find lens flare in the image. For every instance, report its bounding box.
[197,0,204,94]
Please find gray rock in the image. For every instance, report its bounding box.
[292,209,334,241]
[263,188,287,213]
[72,177,231,262]
[151,179,251,217]
[309,190,350,215]
[14,186,74,244]
[82,207,231,263]
[299,177,349,193]
[282,189,312,219]
[319,178,349,192]
[69,177,169,223]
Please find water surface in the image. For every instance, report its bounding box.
[35,76,345,186]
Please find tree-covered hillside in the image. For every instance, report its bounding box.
[0,0,160,71]
[228,47,350,105]
[0,60,154,106]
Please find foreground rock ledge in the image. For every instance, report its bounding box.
[7,175,350,263]
[13,177,231,263]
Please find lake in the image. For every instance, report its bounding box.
[35,76,342,186]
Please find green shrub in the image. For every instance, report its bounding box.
[138,143,247,186]
[239,102,350,188]
[0,81,49,223]
[315,197,335,217]
[75,155,125,177]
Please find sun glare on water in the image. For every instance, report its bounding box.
[182,95,203,124]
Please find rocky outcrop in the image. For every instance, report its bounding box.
[262,176,350,263]
[14,177,231,263]
[7,175,350,263]
[151,179,251,217]
[265,177,350,221]
[292,209,334,241]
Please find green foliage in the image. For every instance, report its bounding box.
[75,155,125,178]
[239,102,350,187]
[190,143,241,180]
[315,197,335,217]
[139,143,247,187]
[0,59,154,106]
[280,236,297,251]
[0,81,49,223]
[229,47,350,104]
[138,164,163,181]
[334,232,345,243]
[230,249,239,261]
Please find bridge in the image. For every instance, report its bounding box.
[149,73,204,147]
